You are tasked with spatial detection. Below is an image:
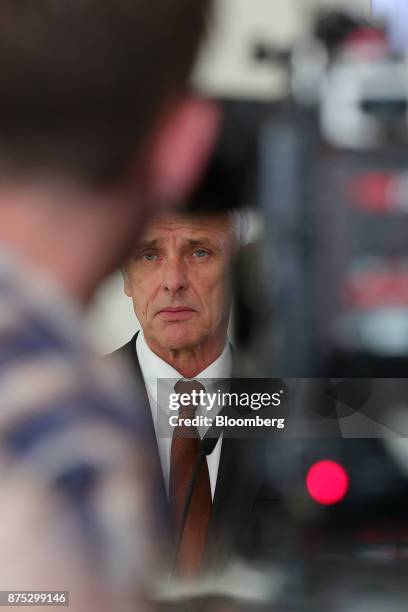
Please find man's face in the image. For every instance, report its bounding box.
[124,215,233,354]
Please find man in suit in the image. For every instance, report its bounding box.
[115,212,279,579]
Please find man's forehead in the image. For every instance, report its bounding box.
[141,214,231,241]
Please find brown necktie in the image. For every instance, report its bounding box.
[169,379,212,578]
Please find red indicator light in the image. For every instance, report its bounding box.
[306,460,349,506]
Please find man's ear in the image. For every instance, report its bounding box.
[147,96,220,206]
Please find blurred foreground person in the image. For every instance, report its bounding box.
[0,1,218,610]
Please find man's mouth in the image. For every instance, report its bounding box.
[157,307,196,321]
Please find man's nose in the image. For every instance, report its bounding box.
[161,258,189,293]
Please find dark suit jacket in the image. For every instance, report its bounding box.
[111,334,288,573]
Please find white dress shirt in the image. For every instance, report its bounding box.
[136,330,232,499]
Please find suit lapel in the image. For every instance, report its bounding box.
[114,333,159,439]
[201,365,266,571]
[202,436,265,571]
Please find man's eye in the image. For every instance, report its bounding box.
[142,253,159,262]
[193,249,209,259]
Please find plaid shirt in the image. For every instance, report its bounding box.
[0,247,156,609]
